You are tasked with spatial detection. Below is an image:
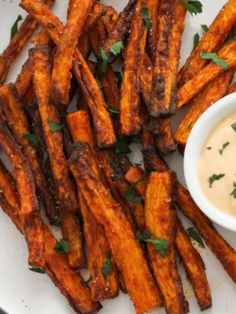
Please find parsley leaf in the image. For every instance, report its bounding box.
[125,173,147,204]
[231,122,236,132]
[187,227,205,248]
[54,239,70,254]
[178,0,203,15]
[115,138,131,155]
[230,182,236,199]
[22,133,39,148]
[53,215,62,227]
[140,8,153,30]
[200,51,228,70]
[101,252,112,279]
[99,48,109,73]
[136,230,169,257]
[201,24,209,33]
[219,142,230,155]
[208,173,225,188]
[11,15,23,39]
[193,33,200,49]
[110,41,124,56]
[105,104,119,115]
[29,267,45,274]
[48,120,63,132]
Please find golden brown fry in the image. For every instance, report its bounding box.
[69,143,162,313]
[0,0,54,84]
[21,0,116,148]
[85,2,109,29]
[145,171,188,314]
[78,32,91,58]
[102,0,137,54]
[175,70,234,149]
[51,0,93,105]
[32,46,84,269]
[179,0,236,84]
[120,9,147,136]
[102,6,119,33]
[0,122,44,268]
[0,84,58,223]
[177,41,236,109]
[67,110,120,301]
[155,118,176,155]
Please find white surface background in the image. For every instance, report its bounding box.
[0,1,235,314]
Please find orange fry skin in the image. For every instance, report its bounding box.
[69,143,162,314]
[32,46,85,269]
[15,57,33,99]
[102,6,119,33]
[177,41,236,109]
[175,70,234,150]
[227,81,236,94]
[179,0,236,85]
[155,118,176,155]
[51,0,93,105]
[145,171,189,314]
[0,122,44,268]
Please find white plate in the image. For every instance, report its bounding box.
[0,1,235,314]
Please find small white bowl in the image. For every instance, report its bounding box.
[184,92,236,232]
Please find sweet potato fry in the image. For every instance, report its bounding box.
[102,6,119,33]
[227,81,236,94]
[177,40,236,109]
[78,32,91,58]
[140,54,153,106]
[32,46,84,269]
[69,143,162,313]
[85,2,108,29]
[51,0,93,105]
[0,122,44,268]
[179,0,236,84]
[0,84,58,223]
[120,9,147,136]
[145,171,188,314]
[0,0,54,84]
[175,70,234,149]
[21,0,116,147]
[102,0,137,55]
[150,0,186,117]
[67,110,120,301]
[155,118,176,155]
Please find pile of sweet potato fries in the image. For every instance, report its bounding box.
[1,0,236,313]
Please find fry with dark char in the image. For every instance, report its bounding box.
[175,70,234,150]
[155,118,176,155]
[32,46,85,269]
[120,8,147,136]
[145,171,189,314]
[179,0,236,85]
[51,0,93,105]
[144,0,159,60]
[150,0,186,117]
[227,80,236,94]
[0,84,58,223]
[177,40,236,109]
[21,0,116,148]
[67,110,120,301]
[102,0,137,55]
[0,0,54,84]
[0,121,44,268]
[69,143,162,313]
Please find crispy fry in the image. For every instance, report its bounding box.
[175,70,234,149]
[32,46,84,269]
[85,2,109,29]
[69,143,162,313]
[177,41,236,109]
[15,57,33,99]
[145,171,188,314]
[102,0,137,55]
[140,54,153,106]
[21,0,116,148]
[51,0,93,105]
[78,32,91,58]
[0,0,54,84]
[150,0,186,117]
[67,110,120,301]
[179,0,236,84]
[102,6,119,33]
[0,84,58,223]
[0,122,44,268]
[155,118,176,155]
[120,9,147,136]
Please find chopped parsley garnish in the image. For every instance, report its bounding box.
[230,182,236,199]
[136,230,169,257]
[22,133,39,148]
[53,215,62,227]
[105,104,119,115]
[11,15,23,39]
[178,0,203,15]
[54,239,70,254]
[231,122,236,132]
[110,41,124,56]
[187,227,205,248]
[125,173,147,204]
[29,267,45,274]
[115,138,131,155]
[187,123,193,129]
[200,51,228,70]
[101,252,112,279]
[193,33,200,49]
[140,8,153,30]
[201,24,209,32]
[208,173,225,188]
[219,142,230,155]
[48,120,63,132]
[99,48,109,73]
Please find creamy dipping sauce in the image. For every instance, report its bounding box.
[198,111,236,216]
